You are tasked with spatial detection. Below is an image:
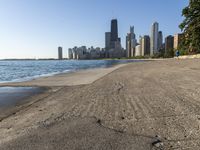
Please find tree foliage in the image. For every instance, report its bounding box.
[164,49,174,58]
[179,0,200,53]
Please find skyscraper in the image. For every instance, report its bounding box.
[126,26,137,57]
[135,45,141,56]
[58,47,63,60]
[141,35,150,56]
[105,19,120,50]
[105,19,123,58]
[150,22,159,56]
[68,48,73,59]
[110,19,120,49]
[139,35,142,54]
[105,32,111,50]
[111,19,118,43]
[130,26,134,34]
[165,35,174,52]
[158,31,163,51]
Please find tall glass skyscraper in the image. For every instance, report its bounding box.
[110,19,119,49]
[111,19,118,42]
[150,22,159,56]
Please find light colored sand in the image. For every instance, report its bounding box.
[176,54,200,59]
[1,59,200,149]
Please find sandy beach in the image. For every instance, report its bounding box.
[0,58,200,149]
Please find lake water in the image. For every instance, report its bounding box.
[0,60,140,83]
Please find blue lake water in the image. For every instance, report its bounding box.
[0,60,140,83]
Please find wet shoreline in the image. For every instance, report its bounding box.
[0,86,46,120]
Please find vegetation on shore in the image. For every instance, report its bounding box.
[179,0,200,54]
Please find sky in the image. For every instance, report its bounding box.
[0,0,188,59]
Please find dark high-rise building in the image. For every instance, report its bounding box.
[158,31,163,51]
[111,19,118,42]
[104,19,123,58]
[58,46,63,60]
[141,35,150,56]
[165,35,174,51]
[110,19,118,48]
[105,32,111,50]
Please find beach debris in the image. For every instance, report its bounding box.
[121,116,125,120]
[152,135,164,149]
[97,119,101,125]
[152,140,163,149]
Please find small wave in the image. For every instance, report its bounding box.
[0,60,139,84]
[0,69,71,83]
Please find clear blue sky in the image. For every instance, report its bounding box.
[0,0,188,59]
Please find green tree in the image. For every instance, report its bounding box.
[179,0,200,53]
[164,49,174,58]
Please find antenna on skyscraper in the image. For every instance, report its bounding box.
[112,10,116,19]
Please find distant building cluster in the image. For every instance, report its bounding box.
[66,19,125,60]
[68,46,105,60]
[57,19,184,60]
[126,26,137,57]
[126,22,183,58]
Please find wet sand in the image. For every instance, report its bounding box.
[0,59,200,149]
[0,87,47,120]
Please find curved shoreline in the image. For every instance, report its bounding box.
[0,62,130,122]
[1,59,200,149]
[0,63,130,87]
[0,59,141,85]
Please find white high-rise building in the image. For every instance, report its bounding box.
[150,22,159,56]
[141,35,150,56]
[126,26,137,57]
[135,45,141,56]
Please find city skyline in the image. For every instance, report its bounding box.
[67,18,182,60]
[0,0,188,59]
